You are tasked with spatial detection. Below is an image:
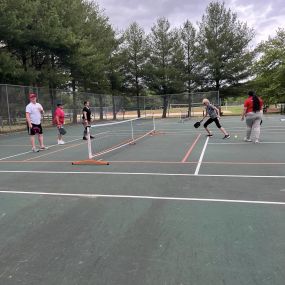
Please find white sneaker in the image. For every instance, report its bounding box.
[243,137,252,142]
[58,140,65,145]
[32,148,39,153]
[254,139,260,144]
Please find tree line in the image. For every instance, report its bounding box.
[0,0,284,118]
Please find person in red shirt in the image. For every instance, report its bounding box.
[54,103,66,145]
[241,91,263,143]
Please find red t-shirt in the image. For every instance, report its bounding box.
[244,97,263,113]
[53,107,65,125]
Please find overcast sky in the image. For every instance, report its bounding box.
[94,0,285,46]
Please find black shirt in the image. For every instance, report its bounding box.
[82,106,91,121]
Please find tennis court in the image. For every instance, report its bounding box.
[0,114,285,285]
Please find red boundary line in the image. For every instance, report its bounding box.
[181,133,201,163]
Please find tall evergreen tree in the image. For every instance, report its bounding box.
[180,20,200,114]
[198,1,255,91]
[121,22,148,117]
[253,28,285,103]
[146,17,184,118]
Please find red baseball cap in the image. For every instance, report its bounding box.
[29,93,37,99]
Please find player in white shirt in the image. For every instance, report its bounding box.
[25,93,46,152]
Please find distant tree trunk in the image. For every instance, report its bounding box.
[162,90,169,118]
[49,84,56,119]
[188,90,192,117]
[112,93,117,120]
[72,79,77,123]
[136,77,141,118]
[99,94,104,120]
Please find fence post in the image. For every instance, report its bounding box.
[5,84,12,130]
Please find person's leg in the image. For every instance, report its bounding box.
[27,123,38,151]
[204,118,214,136]
[83,122,87,139]
[38,134,45,148]
[245,113,254,140]
[30,135,36,149]
[87,121,94,138]
[37,125,45,148]
[213,118,229,136]
[252,113,262,142]
[58,133,62,141]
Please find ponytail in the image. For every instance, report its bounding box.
[248,91,260,112]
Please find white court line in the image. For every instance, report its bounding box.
[194,136,209,175]
[0,190,284,206]
[209,141,285,145]
[1,170,285,178]
[0,150,33,161]
[0,138,82,161]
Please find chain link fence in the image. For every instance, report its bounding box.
[0,84,220,132]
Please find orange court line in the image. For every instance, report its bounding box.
[181,133,201,163]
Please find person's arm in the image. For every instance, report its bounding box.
[26,112,32,128]
[83,110,87,122]
[38,104,44,114]
[259,97,264,111]
[203,107,208,119]
[241,106,247,121]
[213,105,220,117]
[54,110,61,128]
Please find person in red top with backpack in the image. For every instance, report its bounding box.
[241,91,263,143]
[54,102,66,145]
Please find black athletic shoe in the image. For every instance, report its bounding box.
[83,137,87,140]
[206,134,213,137]
[223,134,230,139]
[90,136,95,139]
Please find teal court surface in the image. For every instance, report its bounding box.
[0,115,285,285]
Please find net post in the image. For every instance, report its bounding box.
[153,114,156,132]
[71,125,109,165]
[131,120,134,142]
[87,126,93,159]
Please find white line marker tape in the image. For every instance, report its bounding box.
[0,190,285,205]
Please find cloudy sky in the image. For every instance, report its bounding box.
[94,0,285,46]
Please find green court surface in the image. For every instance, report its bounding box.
[0,115,285,285]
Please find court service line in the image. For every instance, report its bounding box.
[1,160,285,165]
[0,190,284,206]
[23,139,85,161]
[194,137,209,175]
[0,150,34,161]
[1,170,285,178]
[0,138,82,161]
[181,133,201,163]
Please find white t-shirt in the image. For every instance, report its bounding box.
[26,102,43,125]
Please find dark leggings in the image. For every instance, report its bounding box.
[204,117,221,129]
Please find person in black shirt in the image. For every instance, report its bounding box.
[82,101,94,140]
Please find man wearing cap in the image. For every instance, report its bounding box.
[25,93,46,152]
[53,102,66,144]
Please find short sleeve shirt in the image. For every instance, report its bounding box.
[54,107,65,125]
[244,97,263,113]
[26,102,43,124]
[206,104,217,119]
[82,106,91,121]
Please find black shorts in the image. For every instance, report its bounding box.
[204,117,221,128]
[27,123,43,135]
